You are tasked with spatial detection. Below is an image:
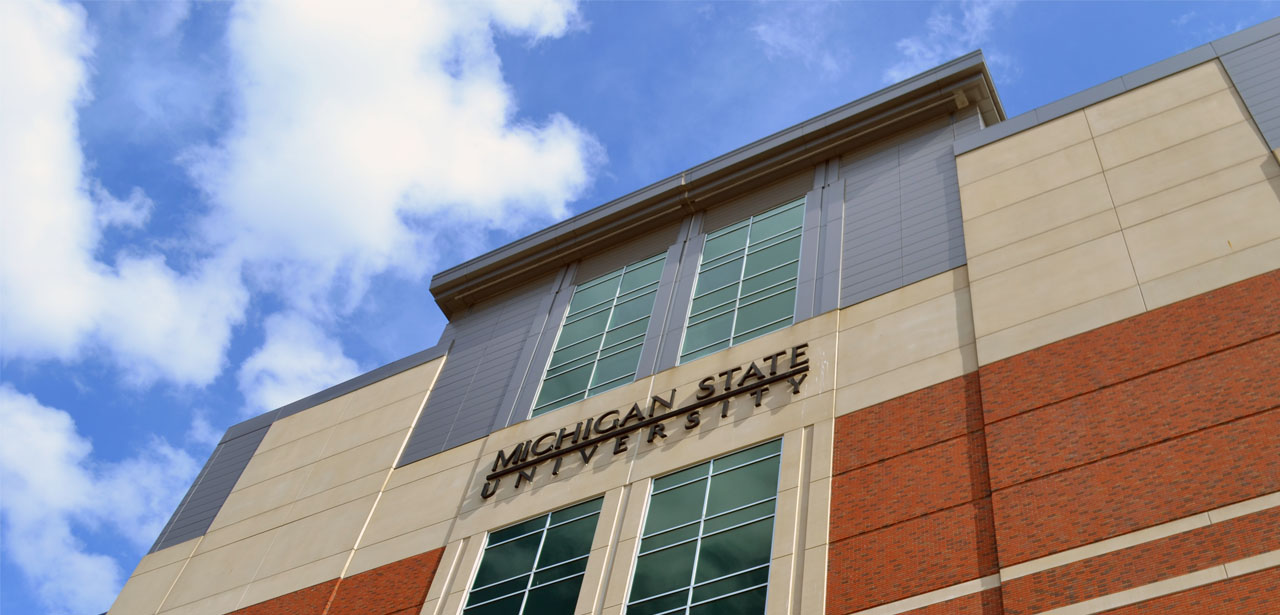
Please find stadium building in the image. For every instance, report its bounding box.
[109,17,1280,615]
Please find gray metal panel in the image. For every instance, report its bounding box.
[500,266,577,428]
[839,116,966,309]
[816,176,846,315]
[398,275,559,467]
[654,214,704,372]
[636,217,695,379]
[149,426,268,553]
[794,188,824,322]
[1221,33,1280,150]
[955,18,1280,155]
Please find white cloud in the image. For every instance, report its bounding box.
[884,0,1017,83]
[0,384,199,615]
[751,2,847,77]
[0,0,248,386]
[237,312,361,414]
[1,0,597,389]
[190,0,600,316]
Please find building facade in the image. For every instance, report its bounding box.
[110,18,1280,615]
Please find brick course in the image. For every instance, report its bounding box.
[1002,506,1280,614]
[898,588,1004,615]
[223,547,445,615]
[1095,567,1280,615]
[979,269,1280,423]
[986,334,1280,490]
[992,409,1280,565]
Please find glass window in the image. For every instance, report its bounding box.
[534,254,667,417]
[465,498,605,615]
[626,440,782,615]
[680,200,803,363]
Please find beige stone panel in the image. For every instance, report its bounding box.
[346,519,452,576]
[131,537,200,577]
[810,419,834,482]
[446,535,486,599]
[773,486,801,559]
[1142,238,1280,309]
[296,429,407,499]
[198,505,293,553]
[833,344,977,416]
[321,394,423,456]
[800,544,828,615]
[969,232,1137,337]
[338,359,442,420]
[476,373,654,460]
[385,437,485,491]
[291,469,387,521]
[617,480,652,544]
[256,397,347,453]
[254,494,377,579]
[976,286,1146,365]
[421,538,466,613]
[162,528,276,608]
[959,141,1102,220]
[157,587,243,615]
[836,288,974,388]
[777,427,808,493]
[232,427,331,492]
[967,210,1122,282]
[1124,179,1280,283]
[956,112,1092,186]
[109,559,187,615]
[592,486,626,551]
[205,466,309,534]
[439,590,467,615]
[766,553,796,614]
[806,476,832,550]
[361,461,474,546]
[839,266,969,330]
[1104,122,1268,206]
[574,545,610,615]
[963,174,1114,259]
[1117,153,1280,227]
[1086,61,1231,135]
[625,390,830,487]
[601,537,638,608]
[451,457,633,541]
[1094,89,1251,169]
[238,552,345,610]
[601,604,623,615]
[649,311,838,403]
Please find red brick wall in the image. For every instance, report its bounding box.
[898,589,1004,615]
[1096,567,1280,615]
[827,373,998,615]
[827,270,1280,615]
[232,580,339,615]
[227,547,445,615]
[1002,507,1280,614]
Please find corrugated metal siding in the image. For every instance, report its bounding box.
[149,425,268,553]
[839,115,967,307]
[397,275,558,466]
[1221,33,1280,150]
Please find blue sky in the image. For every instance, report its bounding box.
[1,1,1275,613]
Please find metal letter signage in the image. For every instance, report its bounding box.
[481,343,810,498]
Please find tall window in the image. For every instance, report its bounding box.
[464,498,604,615]
[626,440,782,615]
[533,254,666,417]
[680,200,804,363]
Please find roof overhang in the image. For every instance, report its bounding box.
[431,51,1004,317]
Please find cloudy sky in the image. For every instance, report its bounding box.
[1,1,1275,613]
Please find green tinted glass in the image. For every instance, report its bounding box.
[533,254,666,417]
[466,498,603,615]
[681,200,802,363]
[626,441,781,615]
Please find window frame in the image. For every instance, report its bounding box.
[531,253,667,418]
[679,199,805,364]
[624,440,784,615]
[463,497,606,615]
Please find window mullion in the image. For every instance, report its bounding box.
[515,514,554,615]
